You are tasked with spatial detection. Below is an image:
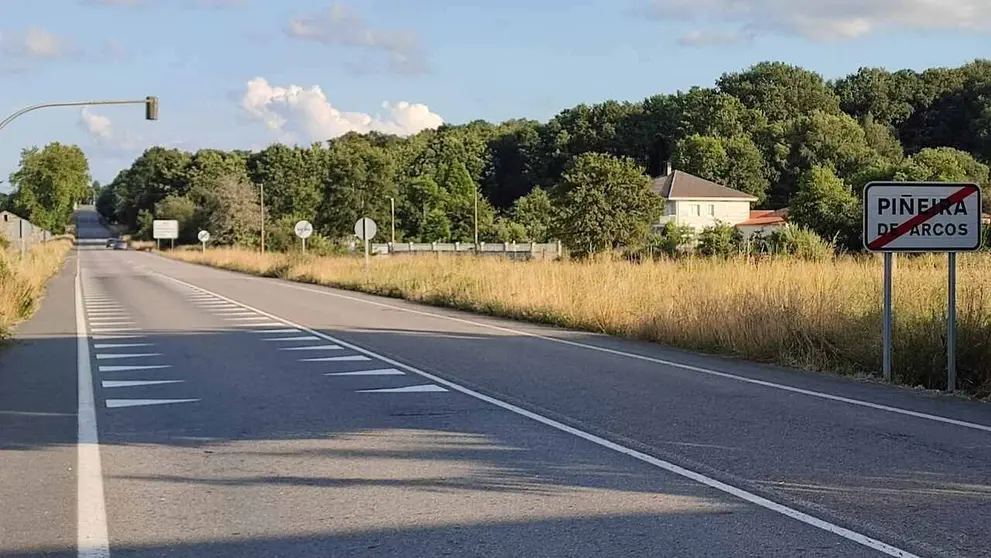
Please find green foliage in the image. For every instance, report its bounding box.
[788,166,861,250]
[749,225,834,261]
[510,187,554,242]
[696,222,742,257]
[673,134,769,203]
[551,152,662,257]
[421,208,452,242]
[8,142,91,234]
[653,221,696,257]
[154,195,198,243]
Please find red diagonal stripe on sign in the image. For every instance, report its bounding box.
[867,184,980,250]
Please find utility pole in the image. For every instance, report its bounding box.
[474,183,479,246]
[259,182,266,253]
[390,196,396,244]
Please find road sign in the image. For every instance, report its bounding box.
[354,217,377,240]
[294,220,313,239]
[197,230,210,243]
[152,220,179,240]
[863,182,983,252]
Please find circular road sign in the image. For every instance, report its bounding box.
[294,220,314,239]
[354,217,377,240]
[197,230,210,243]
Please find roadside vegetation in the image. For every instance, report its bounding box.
[0,238,73,339]
[166,247,991,398]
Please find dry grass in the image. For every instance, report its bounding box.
[165,248,991,397]
[0,239,73,339]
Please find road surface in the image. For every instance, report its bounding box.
[1,207,990,557]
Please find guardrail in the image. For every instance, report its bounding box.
[353,241,563,260]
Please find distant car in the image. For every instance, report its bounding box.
[112,239,128,250]
[105,239,115,248]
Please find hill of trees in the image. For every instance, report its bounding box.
[93,59,991,256]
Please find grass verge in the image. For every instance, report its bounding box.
[163,247,991,398]
[0,239,73,339]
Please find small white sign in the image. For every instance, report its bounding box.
[354,217,377,241]
[153,220,179,240]
[863,182,984,252]
[197,230,210,243]
[294,220,313,239]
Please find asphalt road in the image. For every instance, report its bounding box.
[2,207,991,557]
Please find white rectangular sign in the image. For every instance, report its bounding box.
[863,182,983,252]
[152,219,179,240]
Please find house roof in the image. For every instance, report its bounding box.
[650,170,758,201]
[738,208,789,227]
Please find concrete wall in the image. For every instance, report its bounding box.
[0,211,52,249]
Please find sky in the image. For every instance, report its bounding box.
[0,0,989,189]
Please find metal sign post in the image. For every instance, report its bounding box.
[353,217,377,268]
[197,230,210,253]
[294,220,313,254]
[863,181,983,392]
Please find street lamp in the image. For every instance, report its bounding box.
[474,183,479,247]
[0,97,159,132]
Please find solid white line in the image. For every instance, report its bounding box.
[274,283,991,435]
[357,384,448,393]
[303,355,373,362]
[263,336,321,342]
[76,257,110,557]
[279,345,342,351]
[159,274,920,558]
[93,343,153,349]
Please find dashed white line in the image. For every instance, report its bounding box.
[93,343,153,349]
[98,365,172,372]
[106,399,199,409]
[249,328,299,334]
[160,275,921,558]
[279,345,343,351]
[264,336,321,342]
[102,380,184,388]
[94,353,162,360]
[357,384,448,393]
[90,328,141,333]
[327,368,406,376]
[302,355,372,362]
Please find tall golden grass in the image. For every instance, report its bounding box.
[0,239,73,338]
[165,247,991,397]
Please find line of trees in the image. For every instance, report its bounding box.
[79,58,991,256]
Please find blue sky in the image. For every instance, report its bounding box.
[1,0,988,188]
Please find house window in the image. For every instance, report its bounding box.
[707,204,715,216]
[691,204,700,216]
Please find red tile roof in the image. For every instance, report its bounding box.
[738,208,789,227]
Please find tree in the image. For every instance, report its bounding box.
[551,152,662,256]
[110,147,191,229]
[154,195,198,243]
[788,166,860,250]
[672,135,769,203]
[718,61,842,122]
[697,222,742,257]
[248,143,324,220]
[201,176,261,245]
[510,187,554,242]
[8,142,92,233]
[318,134,398,239]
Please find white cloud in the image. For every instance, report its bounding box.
[285,3,426,75]
[240,77,443,143]
[79,108,141,151]
[678,29,750,46]
[644,0,991,40]
[0,27,76,59]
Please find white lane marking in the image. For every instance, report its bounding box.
[95,353,162,360]
[279,345,343,351]
[216,311,257,316]
[232,281,991,435]
[84,310,129,315]
[263,336,321,342]
[88,321,136,326]
[236,322,286,328]
[93,343,153,349]
[106,399,199,409]
[357,384,448,393]
[302,355,373,362]
[92,334,145,340]
[98,365,172,372]
[250,328,299,334]
[85,304,122,309]
[102,380,184,388]
[76,258,110,557]
[225,316,270,321]
[162,276,921,558]
[328,368,406,376]
[90,328,141,333]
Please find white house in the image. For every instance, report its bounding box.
[650,167,787,239]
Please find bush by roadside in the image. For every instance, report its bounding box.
[0,239,73,339]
